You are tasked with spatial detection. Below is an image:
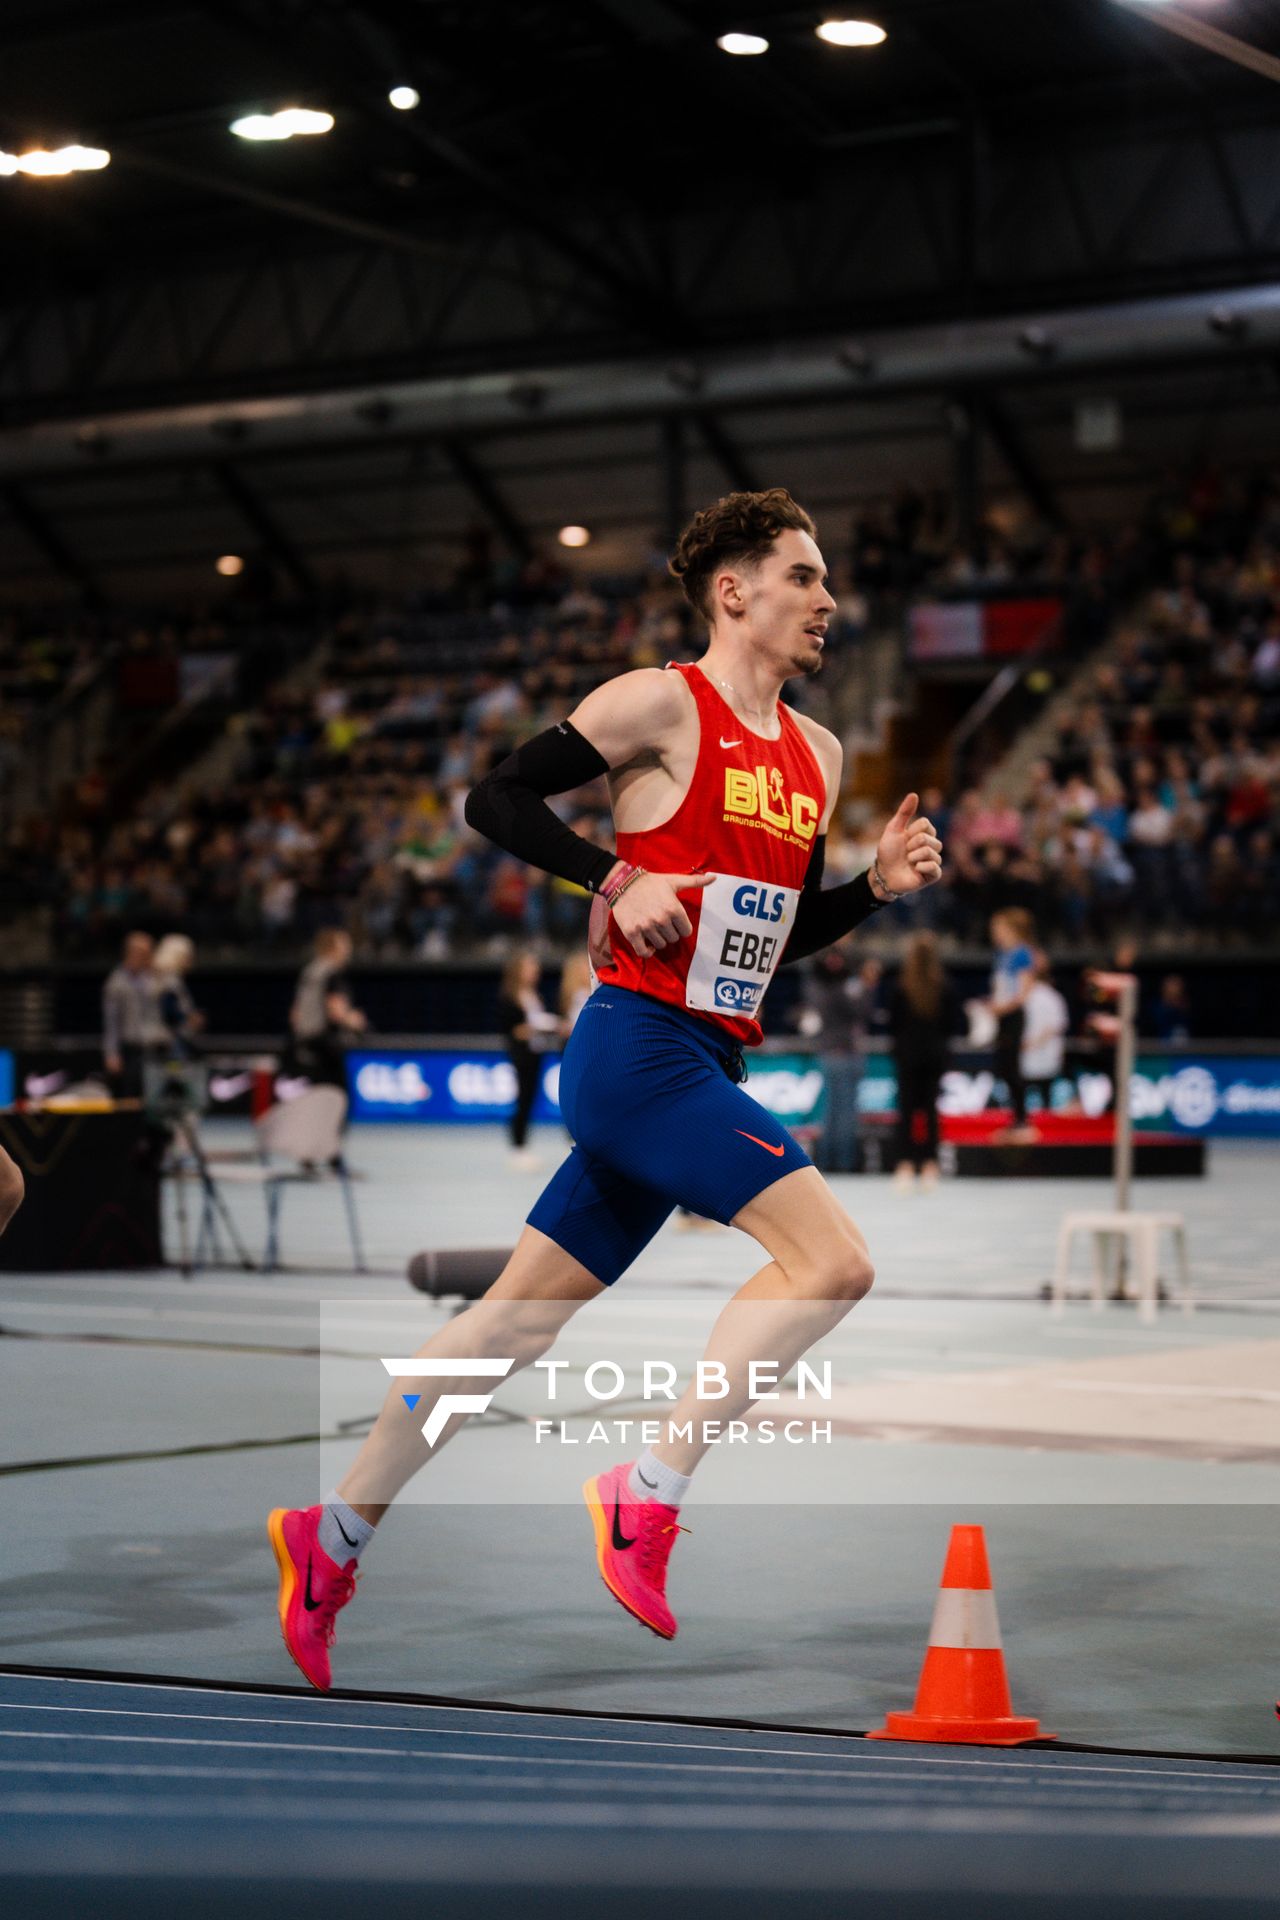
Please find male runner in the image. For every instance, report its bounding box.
[269,489,942,1688]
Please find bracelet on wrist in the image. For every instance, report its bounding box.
[869,858,904,904]
[608,865,648,908]
[598,860,636,904]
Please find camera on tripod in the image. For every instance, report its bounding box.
[143,1060,210,1128]
[142,1060,256,1274]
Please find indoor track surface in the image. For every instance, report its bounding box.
[1,1121,1277,1915]
[2,1671,1278,1920]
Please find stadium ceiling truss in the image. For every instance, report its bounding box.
[4,0,1280,597]
[7,117,1280,424]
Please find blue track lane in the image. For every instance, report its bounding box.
[0,1672,1278,1918]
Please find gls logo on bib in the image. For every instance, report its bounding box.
[685,872,800,1020]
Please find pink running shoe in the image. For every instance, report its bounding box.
[267,1506,357,1691]
[583,1462,687,1640]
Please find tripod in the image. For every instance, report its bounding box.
[167,1110,257,1275]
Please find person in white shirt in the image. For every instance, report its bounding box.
[1020,952,1070,1114]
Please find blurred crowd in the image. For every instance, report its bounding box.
[37,576,711,958]
[0,615,98,808]
[7,469,1280,962]
[888,474,1280,945]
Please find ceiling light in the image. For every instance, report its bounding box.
[388,85,420,110]
[816,20,887,46]
[216,554,245,577]
[230,108,334,142]
[558,525,591,549]
[0,144,110,178]
[717,32,769,55]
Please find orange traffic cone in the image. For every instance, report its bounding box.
[868,1525,1051,1745]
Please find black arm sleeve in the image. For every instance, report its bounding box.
[463,720,618,893]
[779,834,887,965]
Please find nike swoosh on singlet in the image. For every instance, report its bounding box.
[611,1497,637,1551]
[720,736,743,749]
[735,1130,786,1157]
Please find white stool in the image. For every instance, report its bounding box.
[1052,1211,1191,1323]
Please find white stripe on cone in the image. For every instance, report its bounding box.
[926,1587,1003,1651]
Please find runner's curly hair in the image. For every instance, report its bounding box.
[669,489,817,623]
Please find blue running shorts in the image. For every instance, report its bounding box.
[527,985,811,1286]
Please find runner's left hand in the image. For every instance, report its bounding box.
[875,793,943,894]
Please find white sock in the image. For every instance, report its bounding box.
[317,1493,375,1565]
[628,1451,691,1507]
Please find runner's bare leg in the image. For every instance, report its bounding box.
[339,1226,603,1522]
[649,1167,872,1476]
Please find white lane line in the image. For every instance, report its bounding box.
[0,1704,859,1762]
[0,1760,907,1800]
[2,1726,1275,1795]
[0,1759,1267,1815]
[1,1681,1274,1787]
[0,1730,1009,1782]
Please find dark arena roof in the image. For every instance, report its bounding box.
[4,0,1280,598]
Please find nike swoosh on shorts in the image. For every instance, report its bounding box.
[735,1130,786,1157]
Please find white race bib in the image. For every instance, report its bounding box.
[684,872,799,1020]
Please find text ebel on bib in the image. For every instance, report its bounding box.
[685,873,800,1019]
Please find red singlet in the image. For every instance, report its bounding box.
[595,661,826,1046]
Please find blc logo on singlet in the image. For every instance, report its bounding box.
[723,766,819,844]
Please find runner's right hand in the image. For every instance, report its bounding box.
[612,871,713,959]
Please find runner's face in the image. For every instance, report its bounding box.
[736,529,836,678]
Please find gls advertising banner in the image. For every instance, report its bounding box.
[347,1048,828,1127]
[347,1050,564,1125]
[345,1046,1280,1138]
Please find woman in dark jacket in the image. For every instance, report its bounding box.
[889,931,959,1190]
